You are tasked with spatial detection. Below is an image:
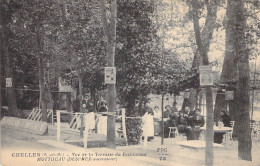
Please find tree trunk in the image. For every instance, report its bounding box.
[191,1,214,165]
[182,88,197,111]
[66,92,72,111]
[78,74,84,137]
[0,0,3,116]
[198,90,203,110]
[191,0,218,70]
[189,0,218,117]
[214,0,239,122]
[4,50,18,117]
[45,62,53,112]
[234,0,252,161]
[125,89,138,117]
[34,27,47,122]
[99,0,117,149]
[35,23,52,123]
[38,53,48,122]
[1,1,18,117]
[0,48,2,117]
[214,89,227,121]
[173,94,177,108]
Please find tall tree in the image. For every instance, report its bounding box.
[116,0,161,115]
[214,0,260,125]
[213,0,240,123]
[99,0,117,148]
[233,0,252,161]
[1,0,18,117]
[191,0,219,70]
[183,0,220,111]
[33,1,54,122]
[46,0,105,136]
[191,1,214,165]
[0,0,3,116]
[214,0,255,160]
[8,0,57,121]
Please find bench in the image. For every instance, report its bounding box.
[1,116,48,135]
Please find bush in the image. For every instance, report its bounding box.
[126,118,143,145]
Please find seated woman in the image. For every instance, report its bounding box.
[185,109,205,140]
[166,111,179,138]
[163,105,172,118]
[214,110,231,144]
[177,111,188,134]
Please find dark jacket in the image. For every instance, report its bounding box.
[221,114,231,127]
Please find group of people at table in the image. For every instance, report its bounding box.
[142,105,231,144]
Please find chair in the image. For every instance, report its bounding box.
[169,127,178,138]
[256,121,260,139]
[251,122,257,137]
[228,121,235,144]
[230,121,235,128]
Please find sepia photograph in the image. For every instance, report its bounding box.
[0,0,260,165]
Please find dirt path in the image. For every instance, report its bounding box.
[1,124,260,166]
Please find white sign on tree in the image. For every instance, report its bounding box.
[105,67,116,84]
[199,65,213,86]
[225,91,234,100]
[58,77,73,92]
[6,78,12,87]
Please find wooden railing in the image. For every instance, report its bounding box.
[27,108,54,124]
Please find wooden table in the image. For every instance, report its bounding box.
[201,126,233,147]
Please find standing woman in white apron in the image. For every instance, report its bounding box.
[142,107,154,141]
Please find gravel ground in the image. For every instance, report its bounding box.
[1,123,260,166]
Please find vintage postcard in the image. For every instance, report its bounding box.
[1,0,260,165]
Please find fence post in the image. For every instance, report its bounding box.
[51,110,54,125]
[143,135,147,149]
[122,108,128,145]
[143,116,147,149]
[84,113,89,149]
[57,110,61,141]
